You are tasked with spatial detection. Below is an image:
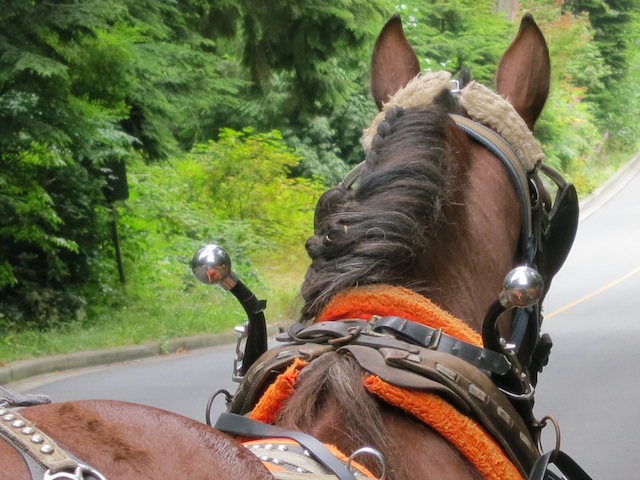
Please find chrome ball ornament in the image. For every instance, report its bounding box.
[499,266,544,309]
[191,244,237,290]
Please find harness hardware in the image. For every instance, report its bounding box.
[205,389,233,427]
[538,415,562,463]
[43,464,108,480]
[347,447,386,480]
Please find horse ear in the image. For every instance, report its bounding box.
[371,15,421,110]
[496,13,550,130]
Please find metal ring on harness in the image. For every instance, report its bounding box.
[538,415,562,463]
[205,389,233,427]
[347,447,386,480]
[43,464,108,480]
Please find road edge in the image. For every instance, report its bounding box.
[0,326,281,386]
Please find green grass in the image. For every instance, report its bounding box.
[0,249,309,366]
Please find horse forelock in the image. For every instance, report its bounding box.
[302,98,463,322]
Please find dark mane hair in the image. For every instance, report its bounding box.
[301,93,462,321]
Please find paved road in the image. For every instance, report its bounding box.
[12,157,640,478]
[534,160,640,479]
[12,341,242,424]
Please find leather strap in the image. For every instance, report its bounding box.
[0,408,78,473]
[450,114,535,263]
[229,343,333,416]
[215,413,358,480]
[377,347,539,476]
[528,450,593,480]
[370,316,511,374]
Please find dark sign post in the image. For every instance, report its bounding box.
[103,160,129,284]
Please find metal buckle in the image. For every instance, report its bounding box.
[232,322,249,382]
[44,464,108,480]
[426,328,443,349]
[347,446,386,479]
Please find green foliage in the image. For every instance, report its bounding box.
[536,85,604,193]
[187,128,325,247]
[0,0,137,328]
[240,0,386,113]
[560,0,640,147]
[396,0,514,84]
[525,6,607,194]
[1,0,637,356]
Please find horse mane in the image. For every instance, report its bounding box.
[274,352,407,477]
[274,352,483,480]
[301,91,464,322]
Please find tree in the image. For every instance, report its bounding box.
[0,0,243,326]
[394,0,515,85]
[562,0,640,147]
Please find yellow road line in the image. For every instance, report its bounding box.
[545,265,640,320]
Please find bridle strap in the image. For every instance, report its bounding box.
[450,114,535,265]
[0,406,106,480]
[0,408,78,474]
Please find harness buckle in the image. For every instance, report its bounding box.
[426,328,443,349]
[44,464,108,480]
[232,322,249,382]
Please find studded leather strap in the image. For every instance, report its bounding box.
[0,407,78,473]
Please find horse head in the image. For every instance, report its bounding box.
[253,13,581,480]
[305,13,577,333]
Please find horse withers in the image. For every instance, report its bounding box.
[1,13,588,480]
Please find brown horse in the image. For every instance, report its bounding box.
[1,14,583,480]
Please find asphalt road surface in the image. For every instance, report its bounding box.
[534,160,640,479]
[14,158,640,479]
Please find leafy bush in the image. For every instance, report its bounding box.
[186,128,325,250]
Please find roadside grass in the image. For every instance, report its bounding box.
[0,248,308,366]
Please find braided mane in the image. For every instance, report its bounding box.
[301,93,463,321]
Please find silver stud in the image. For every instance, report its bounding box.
[30,434,44,444]
[11,420,26,428]
[0,409,7,416]
[40,444,54,455]
[264,443,273,450]
[296,467,308,474]
[303,449,310,457]
[277,445,288,451]
[260,456,271,462]
[2,414,16,422]
[272,458,281,465]
[468,384,488,403]
[21,427,35,435]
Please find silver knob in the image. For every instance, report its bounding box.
[191,244,238,290]
[499,266,544,308]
